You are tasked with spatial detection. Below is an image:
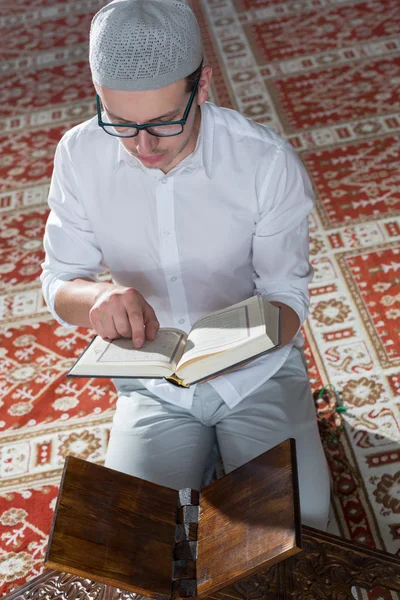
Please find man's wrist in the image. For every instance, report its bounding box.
[92,281,117,304]
[55,278,117,328]
[270,301,301,347]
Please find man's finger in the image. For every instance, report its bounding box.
[125,306,146,348]
[145,319,159,341]
[112,307,134,339]
[98,311,119,340]
[143,302,160,341]
[89,303,118,340]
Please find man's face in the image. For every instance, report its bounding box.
[97,68,211,174]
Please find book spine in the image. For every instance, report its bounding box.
[166,374,190,388]
[171,488,200,600]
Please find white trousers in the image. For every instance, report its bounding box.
[105,347,331,530]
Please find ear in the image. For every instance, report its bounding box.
[197,65,213,105]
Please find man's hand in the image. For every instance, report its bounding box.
[54,278,159,349]
[89,286,159,348]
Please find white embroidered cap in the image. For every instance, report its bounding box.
[89,0,203,91]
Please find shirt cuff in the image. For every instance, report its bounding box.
[44,277,78,329]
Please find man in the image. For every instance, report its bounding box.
[41,0,330,529]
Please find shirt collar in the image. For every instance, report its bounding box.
[113,102,213,179]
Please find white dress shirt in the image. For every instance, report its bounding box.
[41,101,314,409]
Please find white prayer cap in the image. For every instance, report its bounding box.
[89,0,203,91]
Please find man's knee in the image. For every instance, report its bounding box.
[300,495,330,531]
[298,456,331,531]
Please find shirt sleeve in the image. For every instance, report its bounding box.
[252,142,315,330]
[40,138,105,327]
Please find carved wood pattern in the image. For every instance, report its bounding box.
[5,527,400,600]
[2,570,138,600]
[289,533,400,599]
[211,527,400,600]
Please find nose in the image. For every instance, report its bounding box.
[135,129,158,156]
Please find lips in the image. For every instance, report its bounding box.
[138,155,163,163]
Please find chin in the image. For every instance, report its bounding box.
[129,150,166,167]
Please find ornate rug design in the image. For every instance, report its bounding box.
[1,0,400,593]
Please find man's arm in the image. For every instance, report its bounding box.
[252,141,315,344]
[54,278,111,328]
[200,143,313,384]
[41,139,159,348]
[55,279,159,348]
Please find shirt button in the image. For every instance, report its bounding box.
[161,179,168,184]
[171,276,177,282]
[179,318,185,324]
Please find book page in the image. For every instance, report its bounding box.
[177,297,265,366]
[75,328,186,369]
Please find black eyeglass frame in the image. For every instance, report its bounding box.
[96,76,200,138]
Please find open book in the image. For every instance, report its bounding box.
[44,439,301,600]
[68,295,281,387]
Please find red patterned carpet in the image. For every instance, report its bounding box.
[1,0,400,593]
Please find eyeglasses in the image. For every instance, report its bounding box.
[96,77,200,138]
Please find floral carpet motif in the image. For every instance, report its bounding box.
[1,0,400,593]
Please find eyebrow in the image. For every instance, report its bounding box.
[106,107,181,124]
